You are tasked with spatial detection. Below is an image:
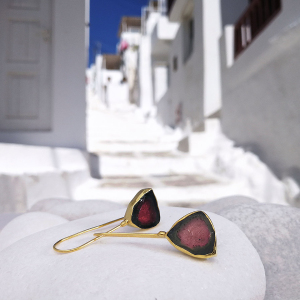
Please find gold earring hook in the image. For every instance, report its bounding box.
[93,211,217,259]
[53,188,160,254]
[53,218,128,253]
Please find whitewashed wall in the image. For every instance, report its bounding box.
[138,12,160,113]
[154,65,168,103]
[102,70,129,108]
[220,0,300,181]
[154,15,180,44]
[166,0,204,130]
[203,0,222,117]
[121,32,141,46]
[0,0,87,150]
[151,15,179,108]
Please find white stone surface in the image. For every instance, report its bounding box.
[184,119,288,205]
[30,198,125,220]
[0,213,21,231]
[0,143,90,213]
[216,203,300,300]
[198,195,259,214]
[0,207,265,300]
[0,212,67,252]
[24,172,70,208]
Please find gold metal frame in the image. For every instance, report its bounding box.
[53,218,128,253]
[166,211,217,259]
[53,188,158,254]
[94,211,217,259]
[124,187,160,228]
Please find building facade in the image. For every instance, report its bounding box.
[118,17,141,105]
[220,0,300,181]
[0,0,88,150]
[154,0,222,133]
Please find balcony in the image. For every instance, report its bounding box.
[167,0,192,23]
[234,0,282,58]
[151,16,179,59]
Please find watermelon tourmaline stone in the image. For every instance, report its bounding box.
[178,218,211,248]
[131,189,160,229]
[167,211,216,256]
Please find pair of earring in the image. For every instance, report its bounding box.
[53,188,217,259]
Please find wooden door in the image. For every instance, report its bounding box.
[0,0,52,130]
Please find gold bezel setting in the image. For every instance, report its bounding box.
[166,211,217,259]
[124,188,160,229]
[93,210,217,259]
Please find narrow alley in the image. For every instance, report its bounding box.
[82,89,287,206]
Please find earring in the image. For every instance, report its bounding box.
[53,188,160,253]
[94,211,217,259]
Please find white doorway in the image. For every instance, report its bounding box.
[0,0,52,131]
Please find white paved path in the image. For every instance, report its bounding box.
[83,103,288,206]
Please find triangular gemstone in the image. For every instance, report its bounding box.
[131,189,160,229]
[167,211,216,257]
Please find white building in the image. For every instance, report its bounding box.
[220,0,300,182]
[138,2,161,114]
[135,0,179,118]
[151,1,180,121]
[147,0,221,154]
[101,54,129,109]
[157,0,300,182]
[118,16,142,105]
[88,17,142,110]
[160,0,206,131]
[0,0,89,150]
[135,0,221,136]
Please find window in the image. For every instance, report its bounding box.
[183,17,194,62]
[173,56,178,72]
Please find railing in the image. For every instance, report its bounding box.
[234,0,281,58]
[167,0,176,16]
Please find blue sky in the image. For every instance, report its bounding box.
[89,0,149,66]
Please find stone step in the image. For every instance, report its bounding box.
[73,175,251,207]
[98,153,214,177]
[87,108,181,151]
[87,134,178,143]
[87,121,178,141]
[88,140,179,154]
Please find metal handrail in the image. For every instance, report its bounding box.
[234,0,282,58]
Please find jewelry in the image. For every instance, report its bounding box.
[53,188,160,253]
[94,211,217,259]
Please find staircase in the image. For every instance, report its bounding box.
[87,105,180,154]
[81,104,264,207]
